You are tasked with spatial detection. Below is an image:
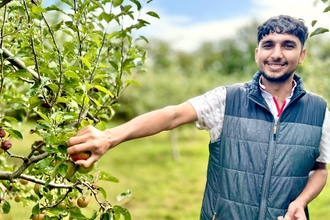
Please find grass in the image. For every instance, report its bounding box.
[1,121,330,219]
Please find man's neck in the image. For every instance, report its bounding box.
[260,75,294,104]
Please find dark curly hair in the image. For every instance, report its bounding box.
[257,15,309,46]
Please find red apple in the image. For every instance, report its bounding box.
[0,129,6,138]
[1,140,12,151]
[70,151,91,161]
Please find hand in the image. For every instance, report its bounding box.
[278,201,307,220]
[67,125,111,168]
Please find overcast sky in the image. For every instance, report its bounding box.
[43,0,330,52]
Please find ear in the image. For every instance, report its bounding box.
[298,48,306,64]
[255,47,259,62]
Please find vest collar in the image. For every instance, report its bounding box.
[247,71,306,108]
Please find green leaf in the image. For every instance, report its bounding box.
[36,111,52,123]
[113,205,131,219]
[310,27,330,37]
[95,121,108,131]
[116,190,131,202]
[29,96,43,108]
[125,79,140,86]
[60,0,74,7]
[100,212,111,220]
[146,11,160,19]
[324,5,330,13]
[99,171,119,182]
[64,70,80,79]
[69,209,87,219]
[35,157,53,170]
[45,5,65,13]
[6,69,33,79]
[311,20,318,27]
[136,35,149,43]
[130,0,142,10]
[6,129,23,140]
[46,83,59,93]
[43,145,59,153]
[2,201,10,214]
[4,116,19,123]
[32,203,40,214]
[113,0,124,7]
[79,57,92,69]
[58,144,68,155]
[32,6,47,13]
[52,20,64,32]
[94,85,114,97]
[58,163,68,177]
[98,186,107,200]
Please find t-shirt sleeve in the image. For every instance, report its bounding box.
[317,108,330,163]
[187,86,226,143]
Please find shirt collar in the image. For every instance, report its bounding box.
[259,77,297,98]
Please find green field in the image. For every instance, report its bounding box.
[1,122,330,219]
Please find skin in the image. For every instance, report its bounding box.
[255,32,306,106]
[67,32,328,220]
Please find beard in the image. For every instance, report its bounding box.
[259,70,294,84]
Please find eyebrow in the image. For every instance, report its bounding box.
[261,39,297,46]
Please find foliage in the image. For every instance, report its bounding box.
[310,0,330,37]
[0,0,159,219]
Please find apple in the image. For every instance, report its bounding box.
[19,179,29,185]
[77,163,94,174]
[32,213,45,220]
[0,128,6,138]
[1,140,12,151]
[70,151,91,161]
[64,161,77,179]
[34,183,41,195]
[77,196,89,208]
[58,201,66,209]
[14,195,21,202]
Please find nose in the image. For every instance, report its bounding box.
[271,44,283,60]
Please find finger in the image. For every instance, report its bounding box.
[75,154,98,168]
[67,142,94,154]
[277,216,284,220]
[284,216,291,220]
[76,125,95,136]
[67,134,90,147]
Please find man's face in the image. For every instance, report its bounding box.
[255,32,306,83]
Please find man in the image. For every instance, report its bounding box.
[67,15,330,220]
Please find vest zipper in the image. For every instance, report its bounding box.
[212,213,216,220]
[273,125,277,141]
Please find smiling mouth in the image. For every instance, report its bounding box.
[266,62,287,70]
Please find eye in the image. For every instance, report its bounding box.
[262,44,273,49]
[283,43,296,49]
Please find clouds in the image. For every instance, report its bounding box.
[139,0,330,52]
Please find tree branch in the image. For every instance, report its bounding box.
[0,0,12,9]
[1,47,39,80]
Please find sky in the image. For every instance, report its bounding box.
[43,0,330,52]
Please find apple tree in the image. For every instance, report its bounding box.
[0,0,158,219]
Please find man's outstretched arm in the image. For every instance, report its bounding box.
[279,162,328,220]
[67,101,198,167]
